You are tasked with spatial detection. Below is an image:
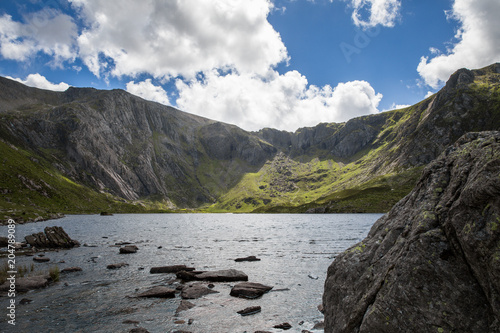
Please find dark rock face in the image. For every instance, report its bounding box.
[24,226,79,248]
[323,131,500,332]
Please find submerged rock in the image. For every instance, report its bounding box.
[33,256,50,262]
[323,132,500,333]
[230,282,273,299]
[181,283,219,299]
[137,286,176,298]
[274,322,292,330]
[176,300,196,314]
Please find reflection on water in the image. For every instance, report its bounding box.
[0,213,380,333]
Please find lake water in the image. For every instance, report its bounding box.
[0,213,381,333]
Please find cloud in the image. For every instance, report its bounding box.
[175,70,382,132]
[69,0,288,79]
[417,0,500,88]
[126,79,171,106]
[7,73,70,91]
[0,9,77,66]
[345,0,401,28]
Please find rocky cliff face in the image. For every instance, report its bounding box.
[323,131,500,332]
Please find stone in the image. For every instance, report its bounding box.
[120,245,138,254]
[150,265,195,274]
[137,286,176,298]
[274,323,292,330]
[61,267,82,273]
[0,275,50,292]
[230,282,273,299]
[107,262,129,269]
[323,132,500,333]
[194,269,248,282]
[181,283,219,299]
[25,226,79,248]
[19,298,33,305]
[176,300,196,314]
[237,306,262,316]
[234,255,261,262]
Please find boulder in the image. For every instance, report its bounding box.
[181,283,219,299]
[107,262,129,269]
[150,265,195,274]
[274,322,292,330]
[195,269,248,282]
[129,328,149,333]
[237,306,262,316]
[235,256,261,262]
[119,245,138,254]
[24,226,79,248]
[0,275,50,292]
[137,286,176,298]
[230,282,273,299]
[323,132,500,333]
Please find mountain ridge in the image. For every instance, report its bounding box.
[0,63,499,221]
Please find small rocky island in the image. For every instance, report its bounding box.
[323,131,500,332]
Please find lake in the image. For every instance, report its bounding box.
[0,213,381,333]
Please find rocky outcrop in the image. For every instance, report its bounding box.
[24,226,79,248]
[323,131,500,332]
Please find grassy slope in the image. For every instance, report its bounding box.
[0,139,169,223]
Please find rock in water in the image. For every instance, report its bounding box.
[184,269,248,282]
[237,306,262,316]
[230,282,273,299]
[323,132,500,333]
[180,283,219,299]
[25,226,79,248]
[150,265,195,274]
[119,245,138,254]
[137,286,176,298]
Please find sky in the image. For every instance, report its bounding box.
[0,0,499,132]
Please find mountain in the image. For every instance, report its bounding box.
[0,63,499,221]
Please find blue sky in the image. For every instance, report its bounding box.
[1,0,499,131]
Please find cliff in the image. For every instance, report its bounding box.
[323,131,500,332]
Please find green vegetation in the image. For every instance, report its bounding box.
[0,140,162,223]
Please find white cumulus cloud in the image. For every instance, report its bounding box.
[175,70,382,132]
[345,0,401,28]
[69,0,288,79]
[417,0,500,88]
[0,9,77,66]
[126,79,171,106]
[7,73,70,91]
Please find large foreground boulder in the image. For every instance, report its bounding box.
[323,132,500,333]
